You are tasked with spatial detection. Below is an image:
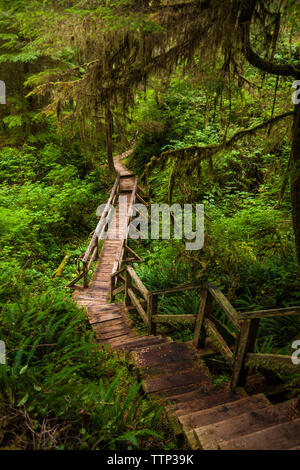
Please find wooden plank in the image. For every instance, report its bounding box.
[125,244,142,262]
[151,284,202,296]
[204,318,233,366]
[136,192,148,206]
[219,417,300,450]
[147,294,157,335]
[126,266,149,300]
[87,245,98,270]
[66,271,84,288]
[169,389,244,416]
[179,393,270,430]
[112,285,125,296]
[152,314,196,324]
[90,312,122,324]
[143,367,211,394]
[241,306,300,319]
[193,288,211,349]
[133,342,197,369]
[195,399,300,450]
[231,319,253,390]
[208,315,237,345]
[207,282,240,331]
[245,353,300,373]
[127,288,148,325]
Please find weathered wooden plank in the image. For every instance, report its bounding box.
[241,306,300,319]
[152,314,196,324]
[126,265,149,300]
[87,245,98,271]
[127,288,149,325]
[204,318,233,366]
[196,399,299,450]
[179,393,270,430]
[136,192,148,206]
[133,342,197,371]
[219,417,300,450]
[245,353,300,373]
[66,271,84,288]
[151,284,202,296]
[207,282,240,331]
[231,319,253,390]
[193,288,211,349]
[143,367,211,394]
[147,294,157,335]
[125,244,142,262]
[112,285,125,297]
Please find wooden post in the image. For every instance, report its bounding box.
[193,287,212,348]
[125,268,131,307]
[231,318,260,390]
[83,261,88,289]
[95,236,99,260]
[147,294,157,336]
[110,274,115,303]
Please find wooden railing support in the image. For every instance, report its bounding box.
[83,261,88,289]
[193,287,212,349]
[125,268,131,307]
[147,294,157,335]
[231,318,259,390]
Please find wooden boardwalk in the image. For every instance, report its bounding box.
[74,153,300,450]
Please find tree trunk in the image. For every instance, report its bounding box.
[291,103,300,265]
[105,108,115,174]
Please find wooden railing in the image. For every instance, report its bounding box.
[111,263,300,390]
[66,175,121,289]
[192,282,300,390]
[110,266,202,335]
[111,176,138,276]
[231,305,300,389]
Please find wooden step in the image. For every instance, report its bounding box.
[168,389,245,417]
[165,384,245,405]
[132,342,200,377]
[195,399,300,450]
[178,393,270,430]
[219,417,300,450]
[112,336,169,351]
[143,366,211,394]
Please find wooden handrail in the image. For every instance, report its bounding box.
[241,306,300,319]
[151,284,202,296]
[112,176,138,275]
[126,266,149,300]
[245,353,300,373]
[66,174,121,289]
[207,282,241,332]
[83,175,120,264]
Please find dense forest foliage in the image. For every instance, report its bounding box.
[0,0,299,450]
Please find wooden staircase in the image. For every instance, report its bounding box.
[71,152,300,450]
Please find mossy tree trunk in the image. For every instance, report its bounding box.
[291,102,300,265]
[105,107,116,175]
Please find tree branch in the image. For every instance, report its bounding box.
[160,111,294,159]
[239,0,300,78]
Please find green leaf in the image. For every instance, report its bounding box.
[17,393,29,407]
[20,364,28,375]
